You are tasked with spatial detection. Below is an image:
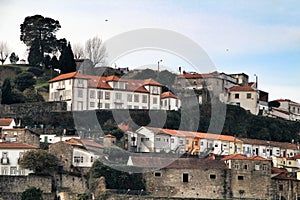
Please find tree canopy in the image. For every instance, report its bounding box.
[21,187,43,200]
[20,15,61,55]
[14,72,36,92]
[1,78,13,104]
[59,42,77,74]
[9,52,19,64]
[19,149,59,174]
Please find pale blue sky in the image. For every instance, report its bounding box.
[0,0,299,101]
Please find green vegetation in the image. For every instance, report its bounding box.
[21,187,43,200]
[20,149,59,174]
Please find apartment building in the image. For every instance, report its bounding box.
[49,72,166,111]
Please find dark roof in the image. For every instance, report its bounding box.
[165,158,227,170]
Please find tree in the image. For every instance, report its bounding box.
[19,149,59,174]
[1,78,13,104]
[50,55,60,69]
[21,186,43,200]
[85,36,106,66]
[20,14,62,56]
[9,52,19,64]
[28,38,43,66]
[59,42,77,74]
[0,41,9,65]
[43,54,51,68]
[23,88,44,102]
[73,43,85,59]
[14,72,36,92]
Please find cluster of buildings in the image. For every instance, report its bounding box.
[1,116,300,199]
[48,69,300,122]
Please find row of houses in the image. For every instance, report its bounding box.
[126,126,300,159]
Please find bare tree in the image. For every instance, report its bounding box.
[0,42,10,65]
[73,43,85,59]
[85,36,106,66]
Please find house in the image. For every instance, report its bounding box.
[221,154,272,199]
[126,126,242,156]
[268,99,300,121]
[143,155,272,199]
[241,138,300,158]
[39,134,80,144]
[48,72,164,111]
[161,91,181,110]
[0,118,17,130]
[0,142,38,176]
[49,138,100,172]
[1,128,40,147]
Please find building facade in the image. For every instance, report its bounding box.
[49,72,165,111]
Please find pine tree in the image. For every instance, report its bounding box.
[1,78,13,104]
[28,39,43,66]
[59,42,77,74]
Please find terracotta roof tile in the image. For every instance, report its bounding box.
[0,142,38,149]
[143,79,162,86]
[273,99,300,105]
[221,154,247,161]
[240,138,299,150]
[161,91,178,99]
[229,85,255,92]
[0,118,14,126]
[48,72,89,83]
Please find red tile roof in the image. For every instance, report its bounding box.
[240,138,299,150]
[229,85,256,92]
[143,127,241,142]
[161,91,178,99]
[0,142,38,149]
[177,72,218,79]
[221,154,247,161]
[48,72,89,83]
[49,72,162,93]
[273,99,300,105]
[0,118,14,126]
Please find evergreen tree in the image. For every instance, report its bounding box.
[28,39,43,66]
[59,42,77,74]
[9,52,19,64]
[50,55,59,69]
[21,187,43,200]
[1,78,13,104]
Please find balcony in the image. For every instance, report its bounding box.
[56,85,65,90]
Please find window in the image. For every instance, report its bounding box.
[90,102,95,108]
[255,164,260,170]
[105,92,110,100]
[115,93,122,100]
[152,87,159,94]
[200,141,204,146]
[98,103,103,108]
[2,152,8,159]
[134,94,139,102]
[246,93,251,99]
[91,156,94,163]
[127,94,133,102]
[90,90,95,99]
[215,144,218,147]
[105,103,110,109]
[1,167,8,175]
[183,173,189,183]
[142,95,147,103]
[262,164,268,170]
[235,93,239,99]
[156,137,161,142]
[153,97,158,104]
[10,167,17,175]
[243,164,248,170]
[279,184,283,191]
[78,90,83,98]
[186,140,189,145]
[210,174,216,179]
[237,175,244,180]
[134,106,139,109]
[154,172,161,177]
[97,91,103,99]
[234,163,239,169]
[179,139,183,145]
[74,156,81,163]
[171,138,174,143]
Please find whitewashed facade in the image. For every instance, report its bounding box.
[0,142,37,176]
[49,72,164,111]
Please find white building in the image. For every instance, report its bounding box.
[40,134,80,144]
[0,118,16,130]
[161,91,181,110]
[0,142,37,176]
[49,72,165,111]
[268,99,300,121]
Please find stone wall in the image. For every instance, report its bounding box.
[49,142,73,171]
[144,168,228,199]
[271,178,300,200]
[55,173,87,194]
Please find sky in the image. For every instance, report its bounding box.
[0,0,299,101]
